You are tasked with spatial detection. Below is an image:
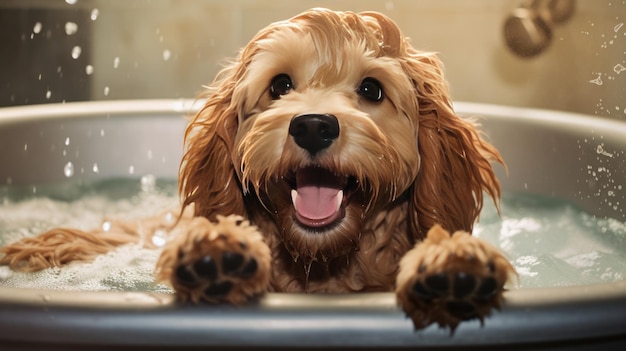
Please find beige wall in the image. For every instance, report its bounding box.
[10,0,626,118]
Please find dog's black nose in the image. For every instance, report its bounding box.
[288,114,340,155]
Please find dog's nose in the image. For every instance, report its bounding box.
[288,114,340,155]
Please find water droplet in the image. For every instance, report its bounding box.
[65,137,70,146]
[152,230,167,247]
[90,8,99,21]
[113,57,120,68]
[64,162,74,177]
[92,163,99,173]
[33,22,42,34]
[162,49,171,61]
[85,65,94,75]
[71,46,82,59]
[141,174,156,192]
[596,144,614,157]
[589,74,603,86]
[24,144,28,151]
[102,221,112,232]
[129,165,135,174]
[64,22,78,35]
[45,90,51,99]
[615,22,624,32]
[65,0,77,5]
[103,86,110,96]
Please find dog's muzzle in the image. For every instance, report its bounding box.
[287,114,352,229]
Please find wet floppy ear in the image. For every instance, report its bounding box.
[179,67,247,221]
[405,53,504,240]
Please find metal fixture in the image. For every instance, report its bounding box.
[504,0,576,58]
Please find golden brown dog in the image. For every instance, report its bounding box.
[1,8,515,330]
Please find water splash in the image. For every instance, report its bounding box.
[596,143,614,157]
[71,46,82,59]
[32,22,42,34]
[140,174,156,192]
[614,64,626,74]
[64,22,78,35]
[63,162,74,178]
[162,49,171,61]
[589,74,603,86]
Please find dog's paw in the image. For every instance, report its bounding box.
[396,225,516,331]
[156,215,271,304]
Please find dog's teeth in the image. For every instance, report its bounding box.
[291,189,298,210]
[336,190,343,211]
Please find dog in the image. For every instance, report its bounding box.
[0,8,515,331]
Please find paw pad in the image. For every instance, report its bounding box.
[396,225,516,331]
[157,215,271,305]
[410,268,501,320]
[174,251,259,301]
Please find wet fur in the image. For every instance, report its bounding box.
[1,9,514,329]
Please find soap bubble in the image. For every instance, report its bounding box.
[140,174,156,192]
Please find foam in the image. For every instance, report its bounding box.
[1,180,625,291]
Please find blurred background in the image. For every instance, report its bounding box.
[0,0,624,119]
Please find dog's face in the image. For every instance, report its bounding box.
[232,15,422,260]
[180,9,502,266]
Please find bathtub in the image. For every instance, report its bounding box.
[0,100,625,350]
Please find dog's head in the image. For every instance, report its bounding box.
[180,8,502,262]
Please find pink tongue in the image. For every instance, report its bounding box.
[294,185,341,220]
[291,167,344,226]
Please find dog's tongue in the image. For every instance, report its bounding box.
[291,167,343,227]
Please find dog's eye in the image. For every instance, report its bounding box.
[357,78,384,102]
[269,74,294,99]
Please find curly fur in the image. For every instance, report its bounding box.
[1,9,504,299]
[178,9,503,292]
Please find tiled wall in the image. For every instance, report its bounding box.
[2,0,625,119]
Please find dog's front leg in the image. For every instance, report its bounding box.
[395,225,516,331]
[156,215,271,304]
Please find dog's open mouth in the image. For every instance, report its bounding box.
[289,166,355,229]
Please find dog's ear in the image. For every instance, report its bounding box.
[179,66,247,220]
[405,53,503,240]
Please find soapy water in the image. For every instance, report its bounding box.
[0,178,625,292]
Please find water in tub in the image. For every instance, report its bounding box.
[0,177,625,291]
